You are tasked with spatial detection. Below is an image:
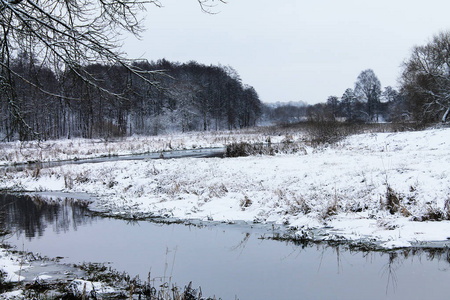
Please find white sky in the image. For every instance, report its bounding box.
[122,0,450,104]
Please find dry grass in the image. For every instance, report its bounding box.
[0,122,425,166]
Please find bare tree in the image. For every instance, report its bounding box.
[340,88,357,121]
[0,0,225,140]
[326,95,339,120]
[354,69,381,122]
[400,31,450,123]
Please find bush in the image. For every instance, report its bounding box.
[385,186,401,215]
[0,269,14,293]
[306,121,346,145]
[225,140,307,157]
[225,142,252,157]
[240,196,253,210]
[415,204,450,221]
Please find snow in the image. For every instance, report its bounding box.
[0,290,23,299]
[67,279,115,296]
[34,274,52,280]
[380,240,413,249]
[1,127,450,249]
[0,248,29,282]
[0,130,283,166]
[0,247,115,298]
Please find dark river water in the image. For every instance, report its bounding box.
[1,194,450,300]
[1,147,226,173]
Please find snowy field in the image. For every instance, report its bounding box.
[1,127,450,250]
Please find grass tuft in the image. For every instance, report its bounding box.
[385,186,401,215]
[240,196,253,211]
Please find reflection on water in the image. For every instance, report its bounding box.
[2,194,450,300]
[0,194,94,238]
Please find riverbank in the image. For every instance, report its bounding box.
[0,129,283,167]
[0,243,212,299]
[3,223,449,300]
[1,127,450,249]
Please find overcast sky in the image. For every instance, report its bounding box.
[122,0,450,105]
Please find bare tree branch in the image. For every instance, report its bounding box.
[401,31,450,123]
[0,0,225,140]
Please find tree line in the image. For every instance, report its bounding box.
[269,31,450,126]
[0,55,262,141]
[2,4,449,142]
[1,0,229,142]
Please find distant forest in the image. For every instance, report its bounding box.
[268,65,449,127]
[267,31,450,127]
[1,0,448,142]
[1,54,262,141]
[2,29,450,141]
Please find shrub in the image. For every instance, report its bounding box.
[240,196,253,211]
[306,121,346,145]
[0,269,5,290]
[0,269,14,293]
[225,141,307,157]
[411,199,450,222]
[321,200,339,220]
[445,198,450,219]
[385,186,401,215]
[225,142,251,157]
[417,205,448,221]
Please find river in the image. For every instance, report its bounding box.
[1,194,449,300]
[0,147,226,173]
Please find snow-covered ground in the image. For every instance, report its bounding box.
[1,127,450,249]
[0,129,289,166]
[0,248,28,283]
[0,246,126,299]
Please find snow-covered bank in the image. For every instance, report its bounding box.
[0,248,28,283]
[0,247,86,299]
[0,129,289,166]
[1,128,450,249]
[0,245,203,299]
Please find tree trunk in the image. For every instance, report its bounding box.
[442,106,450,123]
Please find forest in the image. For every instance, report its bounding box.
[4,32,450,142]
[269,33,450,128]
[2,44,449,142]
[1,0,449,142]
[0,56,262,141]
[260,32,450,127]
